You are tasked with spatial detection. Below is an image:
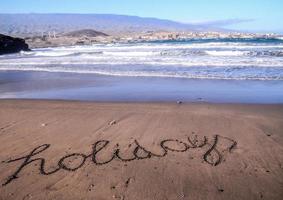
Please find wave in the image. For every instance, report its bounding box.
[0,65,282,81]
[149,37,283,44]
[1,40,283,81]
[33,51,103,57]
[203,50,283,57]
[20,49,283,58]
[31,43,283,52]
[204,50,248,56]
[103,51,159,56]
[1,59,283,67]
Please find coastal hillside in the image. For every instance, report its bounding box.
[0,13,217,37]
[24,29,110,48]
[63,29,109,37]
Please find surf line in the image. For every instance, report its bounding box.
[1,134,236,186]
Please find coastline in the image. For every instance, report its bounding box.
[1,37,283,199]
[1,71,283,103]
[0,99,283,199]
[1,7,283,200]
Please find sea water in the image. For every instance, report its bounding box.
[1,38,283,80]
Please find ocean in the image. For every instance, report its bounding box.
[1,38,283,80]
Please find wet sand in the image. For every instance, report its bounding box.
[0,100,283,200]
[1,71,283,103]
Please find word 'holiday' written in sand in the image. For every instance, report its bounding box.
[2,134,237,186]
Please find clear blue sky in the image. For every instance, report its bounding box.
[1,0,282,33]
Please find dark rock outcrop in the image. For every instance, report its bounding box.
[0,34,30,55]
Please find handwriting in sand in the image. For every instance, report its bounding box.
[1,134,237,186]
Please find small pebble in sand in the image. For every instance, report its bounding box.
[109,120,117,125]
[41,123,47,127]
[112,195,124,200]
[125,177,134,187]
[218,188,224,192]
[88,184,95,191]
[25,194,32,199]
[260,193,264,198]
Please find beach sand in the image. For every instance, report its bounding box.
[0,100,283,200]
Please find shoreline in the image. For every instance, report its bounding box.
[1,71,283,104]
[0,99,283,199]
[1,98,283,106]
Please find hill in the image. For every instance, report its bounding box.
[0,13,214,37]
[63,29,108,37]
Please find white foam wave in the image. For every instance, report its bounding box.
[103,51,159,56]
[33,51,77,57]
[20,51,34,55]
[204,50,249,56]
[1,59,283,67]
[0,66,282,81]
[1,41,283,81]
[32,43,283,52]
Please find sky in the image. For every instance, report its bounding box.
[0,0,282,33]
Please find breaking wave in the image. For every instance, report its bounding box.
[1,38,283,80]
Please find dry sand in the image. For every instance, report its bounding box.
[0,100,283,200]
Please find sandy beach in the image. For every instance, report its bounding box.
[1,1,283,200]
[0,99,283,200]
